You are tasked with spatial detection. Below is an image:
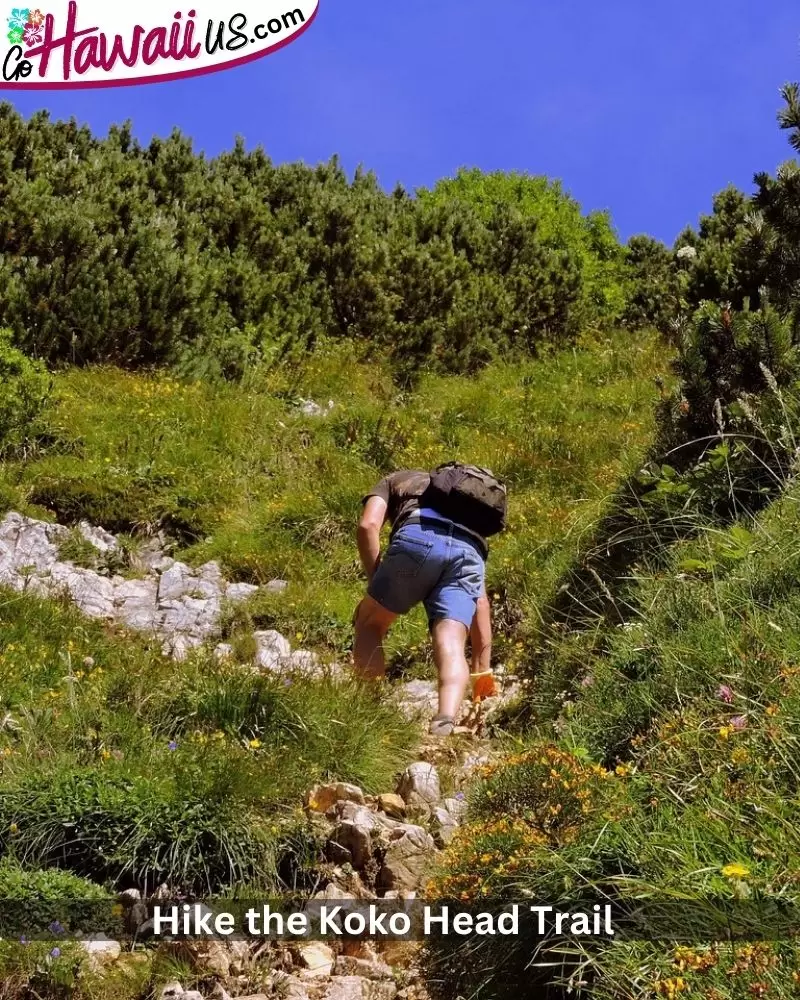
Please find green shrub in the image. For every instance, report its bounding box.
[0,328,51,456]
[0,106,635,381]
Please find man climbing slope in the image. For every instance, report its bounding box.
[353,464,507,736]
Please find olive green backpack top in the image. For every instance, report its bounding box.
[424,462,508,538]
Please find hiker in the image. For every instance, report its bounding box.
[353,464,507,736]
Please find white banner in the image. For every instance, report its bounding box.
[1,1,319,88]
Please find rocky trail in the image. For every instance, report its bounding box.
[0,511,520,999]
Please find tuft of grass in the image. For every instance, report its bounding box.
[0,588,417,896]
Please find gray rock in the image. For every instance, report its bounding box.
[328,820,373,869]
[158,562,194,604]
[272,975,310,1000]
[443,796,469,824]
[78,522,118,554]
[335,957,394,981]
[80,936,122,968]
[214,643,234,662]
[290,649,320,675]
[4,516,61,574]
[297,942,335,977]
[298,398,335,418]
[50,564,115,619]
[159,985,184,1000]
[114,579,161,631]
[432,807,457,847]
[377,824,437,892]
[266,579,289,594]
[226,581,259,603]
[324,977,397,1000]
[397,763,441,813]
[254,630,292,672]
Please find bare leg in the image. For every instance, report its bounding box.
[431,618,470,722]
[353,595,398,681]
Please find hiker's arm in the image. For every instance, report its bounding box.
[471,589,492,673]
[358,496,388,583]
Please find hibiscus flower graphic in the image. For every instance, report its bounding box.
[27,7,44,26]
[7,25,23,44]
[7,8,30,31]
[23,20,42,45]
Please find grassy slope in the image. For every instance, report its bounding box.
[1,330,668,666]
[431,484,800,1000]
[0,330,670,996]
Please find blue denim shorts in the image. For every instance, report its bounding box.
[368,509,486,629]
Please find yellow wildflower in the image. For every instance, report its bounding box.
[722,863,751,879]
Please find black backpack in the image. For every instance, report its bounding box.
[424,463,508,537]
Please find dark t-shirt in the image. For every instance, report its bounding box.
[363,469,488,557]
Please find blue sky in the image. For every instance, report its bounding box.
[6,0,799,243]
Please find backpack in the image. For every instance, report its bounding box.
[424,463,508,538]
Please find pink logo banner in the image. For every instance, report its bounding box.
[1,1,318,88]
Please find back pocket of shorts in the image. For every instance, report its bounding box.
[386,535,434,577]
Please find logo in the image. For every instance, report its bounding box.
[1,1,318,88]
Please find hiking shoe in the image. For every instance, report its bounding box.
[429,715,456,738]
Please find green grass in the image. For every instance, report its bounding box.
[431,483,800,1000]
[1,330,669,667]
[0,330,672,996]
[0,588,417,897]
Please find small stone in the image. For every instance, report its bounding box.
[377,794,406,819]
[443,796,469,824]
[335,957,394,981]
[159,985,184,1000]
[80,937,122,968]
[254,630,292,672]
[298,942,335,977]
[377,825,437,892]
[214,643,234,662]
[307,782,365,813]
[328,820,373,869]
[397,763,440,814]
[227,582,260,603]
[266,579,289,594]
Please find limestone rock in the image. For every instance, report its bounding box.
[297,942,335,977]
[324,978,397,1000]
[377,794,406,819]
[443,796,469,824]
[335,957,394,980]
[328,820,373,869]
[307,782,365,814]
[432,807,457,847]
[272,975,311,1000]
[227,581,259,603]
[80,936,122,968]
[254,630,292,672]
[377,825,437,892]
[50,564,115,619]
[158,562,194,603]
[290,649,320,675]
[397,763,440,814]
[115,578,161,631]
[266,579,289,594]
[78,522,118,554]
